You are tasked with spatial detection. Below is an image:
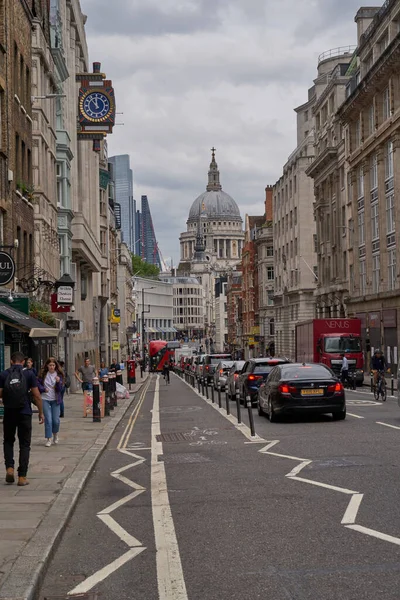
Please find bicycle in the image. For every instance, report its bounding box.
[373,371,387,401]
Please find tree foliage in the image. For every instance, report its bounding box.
[132,254,160,278]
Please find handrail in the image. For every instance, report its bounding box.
[318,46,357,64]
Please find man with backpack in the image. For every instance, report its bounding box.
[0,352,43,486]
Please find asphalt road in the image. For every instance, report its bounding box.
[38,375,400,600]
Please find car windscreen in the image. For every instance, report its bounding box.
[235,362,245,371]
[324,337,361,353]
[254,364,278,373]
[281,365,333,380]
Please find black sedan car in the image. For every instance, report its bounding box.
[238,358,291,405]
[258,363,346,422]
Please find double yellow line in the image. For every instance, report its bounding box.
[117,376,151,449]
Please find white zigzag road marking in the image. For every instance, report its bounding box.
[68,398,149,596]
[259,439,400,546]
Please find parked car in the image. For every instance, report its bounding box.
[226,361,246,399]
[238,358,291,405]
[258,362,346,422]
[213,361,234,390]
[194,354,206,380]
[203,354,232,384]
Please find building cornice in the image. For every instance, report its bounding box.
[306,147,338,179]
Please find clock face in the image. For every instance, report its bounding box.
[82,92,110,120]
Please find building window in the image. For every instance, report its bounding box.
[379,30,389,54]
[370,154,378,190]
[372,254,380,293]
[388,248,396,291]
[359,260,366,295]
[386,192,395,234]
[385,140,394,180]
[383,87,391,121]
[358,166,364,198]
[81,272,88,301]
[371,203,379,241]
[358,209,365,246]
[266,246,274,257]
[267,291,274,306]
[368,103,375,135]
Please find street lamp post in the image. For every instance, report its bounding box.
[141,286,155,368]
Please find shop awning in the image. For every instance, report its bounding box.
[0,304,60,338]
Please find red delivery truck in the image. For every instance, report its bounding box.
[295,319,364,385]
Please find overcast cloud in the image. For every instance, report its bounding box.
[81,0,376,266]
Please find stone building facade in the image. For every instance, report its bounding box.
[338,1,400,370]
[226,269,242,356]
[255,187,275,356]
[273,47,355,359]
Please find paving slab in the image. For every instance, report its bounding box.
[0,373,148,599]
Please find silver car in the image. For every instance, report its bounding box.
[225,361,245,399]
[194,354,206,380]
[213,361,234,391]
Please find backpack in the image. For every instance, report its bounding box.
[2,366,28,409]
[64,373,71,389]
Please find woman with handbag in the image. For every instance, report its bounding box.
[37,357,64,447]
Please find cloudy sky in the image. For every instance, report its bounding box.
[81,0,376,265]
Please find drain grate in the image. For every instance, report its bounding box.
[161,452,211,464]
[156,432,193,443]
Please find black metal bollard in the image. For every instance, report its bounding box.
[205,380,209,399]
[236,388,242,424]
[92,377,101,423]
[192,374,196,388]
[246,395,256,437]
[371,375,373,392]
[197,377,201,393]
[116,369,123,386]
[217,382,222,408]
[225,389,230,415]
[201,378,205,396]
[109,373,116,410]
[391,375,394,396]
[103,375,110,416]
[211,384,215,403]
[113,372,118,407]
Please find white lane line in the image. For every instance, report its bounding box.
[69,548,145,595]
[346,524,400,546]
[341,494,364,525]
[263,450,309,462]
[98,490,145,515]
[98,514,143,547]
[376,421,400,430]
[287,475,358,495]
[151,377,188,600]
[286,460,312,478]
[347,412,365,419]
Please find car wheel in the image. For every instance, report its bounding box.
[332,408,346,421]
[268,397,277,423]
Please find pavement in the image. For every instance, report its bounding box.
[35,371,400,600]
[0,372,148,600]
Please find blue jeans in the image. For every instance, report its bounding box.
[82,382,93,392]
[43,400,60,439]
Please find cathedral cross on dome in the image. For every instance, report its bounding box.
[211,146,216,158]
[207,147,222,191]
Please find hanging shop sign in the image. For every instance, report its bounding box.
[110,308,121,324]
[57,286,73,305]
[112,341,120,351]
[0,252,15,286]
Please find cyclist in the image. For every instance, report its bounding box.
[371,349,387,386]
[163,361,170,384]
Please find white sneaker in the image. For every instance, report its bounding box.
[45,439,52,447]
[53,434,59,445]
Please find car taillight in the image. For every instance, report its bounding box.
[279,384,290,394]
[328,383,343,393]
[248,374,263,381]
[219,369,223,375]
[205,365,209,371]
[234,373,238,380]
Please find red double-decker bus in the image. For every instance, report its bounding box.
[149,340,180,372]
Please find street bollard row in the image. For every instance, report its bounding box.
[92,376,101,423]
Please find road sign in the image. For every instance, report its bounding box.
[0,252,15,286]
[112,341,120,350]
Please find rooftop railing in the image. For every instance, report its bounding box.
[318,46,357,64]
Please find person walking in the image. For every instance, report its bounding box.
[57,360,70,418]
[38,358,64,447]
[24,357,37,376]
[0,351,44,486]
[75,357,96,391]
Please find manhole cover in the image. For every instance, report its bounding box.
[156,432,193,442]
[161,453,211,464]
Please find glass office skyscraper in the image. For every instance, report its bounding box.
[109,155,136,252]
[141,195,162,269]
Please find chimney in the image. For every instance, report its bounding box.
[265,186,273,222]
